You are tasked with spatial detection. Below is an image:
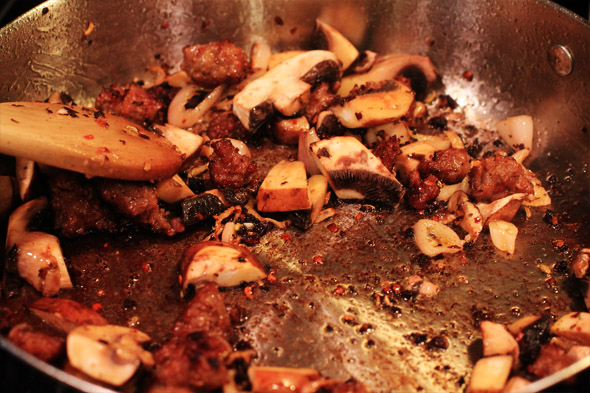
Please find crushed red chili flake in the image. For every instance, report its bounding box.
[462,71,474,81]
[83,134,94,140]
[95,116,109,128]
[355,213,363,220]
[92,303,103,312]
[281,233,291,242]
[327,223,339,233]
[333,285,346,295]
[96,147,110,154]
[552,216,559,225]
[267,269,277,283]
[97,289,105,297]
[552,239,565,248]
[142,263,152,274]
[161,22,169,29]
[313,255,324,264]
[244,285,255,299]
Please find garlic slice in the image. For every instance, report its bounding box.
[488,220,518,254]
[413,219,464,256]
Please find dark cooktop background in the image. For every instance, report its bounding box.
[0,0,589,27]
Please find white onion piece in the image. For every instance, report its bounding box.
[412,133,452,151]
[200,138,251,158]
[511,148,530,165]
[413,219,464,257]
[522,177,551,207]
[365,121,412,145]
[168,84,225,128]
[250,41,271,72]
[154,123,204,159]
[444,131,465,149]
[489,220,518,254]
[165,70,192,88]
[437,176,469,201]
[298,127,322,175]
[496,115,533,150]
[221,222,237,243]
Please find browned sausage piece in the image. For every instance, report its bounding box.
[469,154,533,202]
[419,148,470,184]
[181,41,249,88]
[8,323,64,362]
[406,171,439,210]
[208,139,257,189]
[372,135,401,173]
[29,297,108,333]
[95,83,167,124]
[207,111,248,140]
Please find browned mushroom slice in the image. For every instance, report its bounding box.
[257,160,311,212]
[290,174,329,229]
[467,355,512,393]
[248,366,321,393]
[180,241,266,291]
[156,175,195,204]
[29,297,108,333]
[331,80,414,128]
[154,123,204,160]
[5,197,72,296]
[232,51,340,131]
[314,19,359,70]
[338,54,438,96]
[310,136,404,205]
[298,127,322,175]
[349,50,378,74]
[480,321,520,364]
[550,312,590,345]
[67,324,154,387]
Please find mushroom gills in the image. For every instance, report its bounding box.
[311,136,404,205]
[180,241,266,291]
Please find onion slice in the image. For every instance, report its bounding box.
[168,84,225,128]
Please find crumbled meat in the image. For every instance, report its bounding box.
[47,169,119,237]
[406,170,439,210]
[96,179,184,236]
[208,139,257,188]
[153,283,232,391]
[95,83,167,124]
[8,323,64,362]
[372,135,401,172]
[172,283,232,338]
[304,82,336,122]
[469,154,534,202]
[527,343,579,378]
[419,148,470,184]
[181,41,249,88]
[206,111,248,140]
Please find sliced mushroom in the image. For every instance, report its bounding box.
[248,366,321,393]
[233,50,339,131]
[338,54,438,96]
[365,121,412,146]
[331,80,414,128]
[506,315,541,337]
[15,157,41,201]
[154,123,204,160]
[272,116,310,145]
[476,193,525,225]
[251,41,271,72]
[480,321,520,363]
[181,189,230,226]
[67,324,154,386]
[268,50,306,69]
[5,197,72,296]
[310,136,404,205]
[180,241,266,291]
[448,191,483,242]
[0,175,16,222]
[298,127,322,175]
[156,175,195,204]
[290,174,329,229]
[29,297,108,333]
[314,19,359,70]
[550,312,590,345]
[168,84,225,128]
[257,160,311,212]
[467,355,512,393]
[488,220,518,254]
[413,219,464,257]
[348,50,378,74]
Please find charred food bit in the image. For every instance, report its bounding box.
[303,82,337,123]
[310,136,404,205]
[331,80,414,128]
[208,138,257,189]
[181,41,249,88]
[67,325,154,386]
[469,155,533,203]
[371,135,401,173]
[406,171,439,211]
[232,50,339,131]
[5,197,73,296]
[181,189,230,226]
[180,241,266,291]
[29,297,108,333]
[257,160,311,212]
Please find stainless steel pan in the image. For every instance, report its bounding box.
[0,1,589,392]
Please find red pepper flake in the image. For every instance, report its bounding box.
[313,255,324,264]
[161,22,169,29]
[244,285,255,299]
[83,134,94,140]
[97,289,105,297]
[327,223,339,233]
[552,239,565,248]
[391,283,402,295]
[333,285,346,295]
[178,274,183,284]
[103,242,109,248]
[551,216,559,225]
[462,71,474,81]
[96,147,110,154]
[355,213,363,220]
[95,116,109,128]
[281,233,291,242]
[142,263,152,274]
[92,303,103,312]
[267,269,277,283]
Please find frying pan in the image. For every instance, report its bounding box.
[0,0,589,392]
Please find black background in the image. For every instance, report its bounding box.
[0,1,588,393]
